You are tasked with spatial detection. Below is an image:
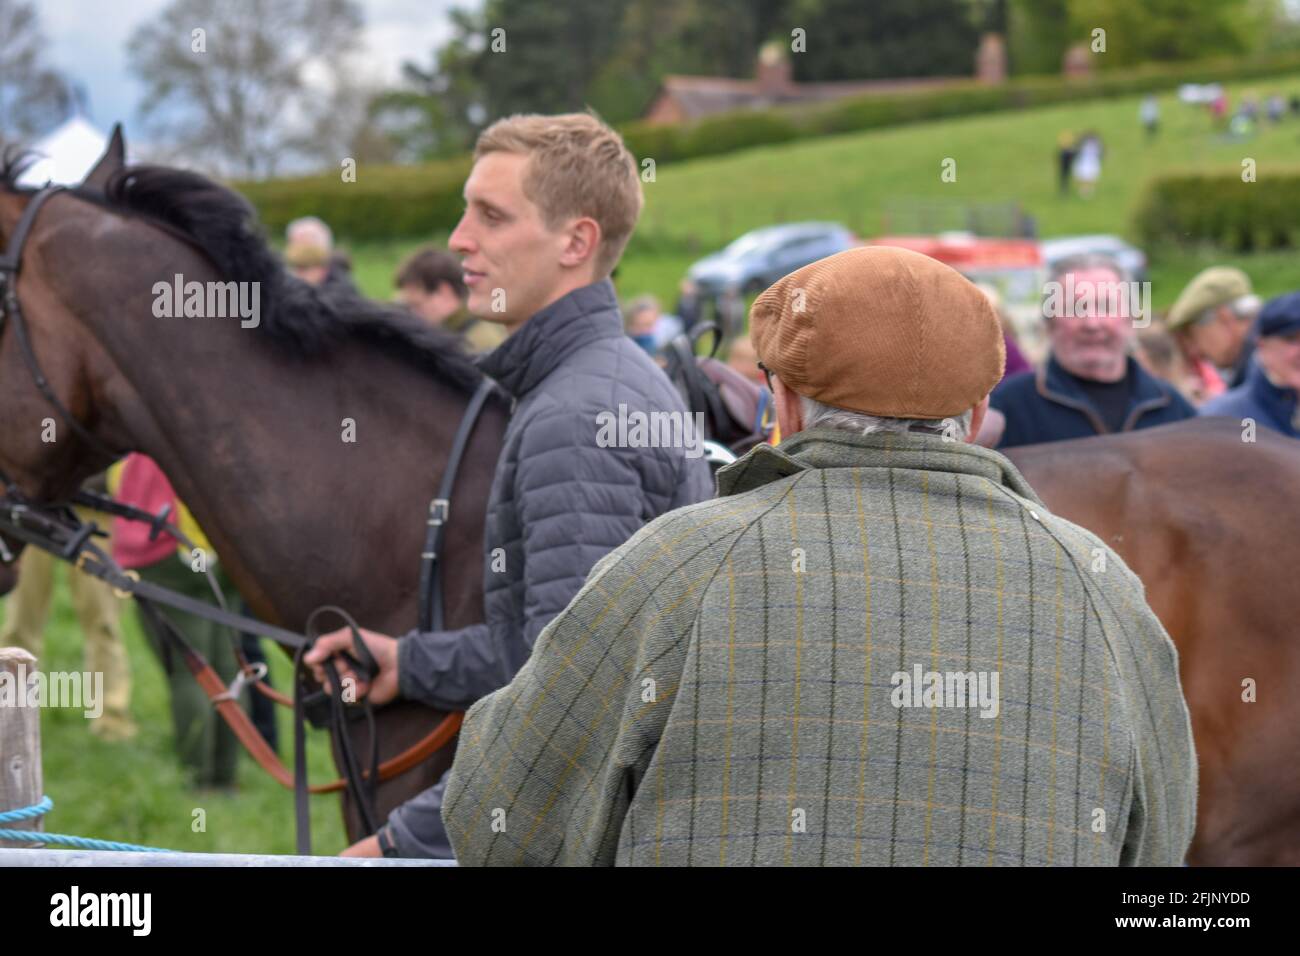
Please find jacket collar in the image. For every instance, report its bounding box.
[1246,362,1300,432]
[717,427,1044,504]
[1228,340,1255,389]
[476,279,623,398]
[1036,353,1170,433]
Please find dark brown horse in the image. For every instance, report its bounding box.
[1006,418,1300,866]
[0,137,507,844]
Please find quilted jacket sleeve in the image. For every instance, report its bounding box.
[396,622,501,712]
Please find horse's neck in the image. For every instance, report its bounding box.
[0,192,25,243]
[96,303,440,629]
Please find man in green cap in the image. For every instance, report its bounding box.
[1167,266,1261,390]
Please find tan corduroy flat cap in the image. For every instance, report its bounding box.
[749,246,1005,419]
[1166,266,1254,331]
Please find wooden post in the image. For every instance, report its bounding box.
[0,647,43,848]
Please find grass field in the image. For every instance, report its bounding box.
[1,566,348,855]
[346,75,1300,312]
[8,73,1300,856]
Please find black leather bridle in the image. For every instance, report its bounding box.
[0,182,493,853]
[0,186,126,494]
[0,185,120,570]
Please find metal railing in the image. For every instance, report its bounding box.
[0,848,455,866]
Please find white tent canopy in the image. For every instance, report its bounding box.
[15,116,117,188]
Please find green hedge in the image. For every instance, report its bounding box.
[235,156,472,243]
[620,51,1300,159]
[1135,170,1300,252]
[236,51,1300,242]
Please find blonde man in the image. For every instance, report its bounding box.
[306,112,713,857]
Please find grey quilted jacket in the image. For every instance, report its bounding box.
[385,278,714,856]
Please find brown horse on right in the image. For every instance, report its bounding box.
[1007,417,1300,866]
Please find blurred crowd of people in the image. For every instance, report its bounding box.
[1219,89,1300,138]
[1051,87,1300,204]
[616,251,1300,452]
[621,251,1300,451]
[283,213,1296,454]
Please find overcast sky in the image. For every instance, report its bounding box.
[38,0,469,133]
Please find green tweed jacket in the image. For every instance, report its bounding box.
[442,428,1198,866]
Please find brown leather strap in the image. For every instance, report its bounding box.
[182,635,462,793]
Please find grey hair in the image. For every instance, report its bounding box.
[1194,294,1260,328]
[800,395,973,442]
[1042,253,1134,324]
[1046,252,1132,286]
[286,216,334,249]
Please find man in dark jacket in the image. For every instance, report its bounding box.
[304,112,714,857]
[1201,290,1300,439]
[992,254,1195,448]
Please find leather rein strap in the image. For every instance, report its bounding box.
[0,184,490,853]
[419,378,494,632]
[0,453,468,853]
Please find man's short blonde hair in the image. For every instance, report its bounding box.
[475,111,643,279]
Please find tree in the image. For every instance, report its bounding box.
[475,0,631,117]
[789,0,983,81]
[370,6,491,162]
[1007,0,1071,74]
[966,0,1010,34]
[1065,0,1262,67]
[1256,0,1300,54]
[589,0,793,123]
[0,0,71,139]
[375,0,643,155]
[127,0,370,178]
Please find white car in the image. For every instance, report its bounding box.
[687,222,859,296]
[1178,83,1224,105]
[1039,235,1148,281]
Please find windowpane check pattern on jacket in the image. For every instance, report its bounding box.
[443,428,1197,866]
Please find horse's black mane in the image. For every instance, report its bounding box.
[1,144,483,395]
[0,145,40,192]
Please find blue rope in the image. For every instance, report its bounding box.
[0,795,51,824]
[0,796,176,853]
